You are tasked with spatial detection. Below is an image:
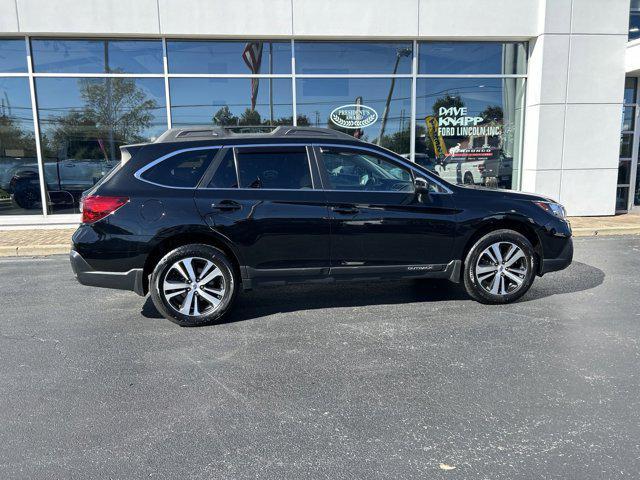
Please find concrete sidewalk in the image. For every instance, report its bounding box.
[0,213,639,257]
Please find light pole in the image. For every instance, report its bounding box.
[376,47,411,145]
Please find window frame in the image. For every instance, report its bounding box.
[232,144,316,191]
[134,146,221,189]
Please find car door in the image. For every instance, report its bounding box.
[314,144,458,275]
[194,144,331,283]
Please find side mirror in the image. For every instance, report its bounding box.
[414,177,430,194]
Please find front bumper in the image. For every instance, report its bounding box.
[70,249,145,296]
[539,237,573,275]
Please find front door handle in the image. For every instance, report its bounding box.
[211,200,241,212]
[331,205,359,215]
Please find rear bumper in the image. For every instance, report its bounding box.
[540,237,573,275]
[70,249,145,296]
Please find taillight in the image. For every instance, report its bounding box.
[81,195,129,223]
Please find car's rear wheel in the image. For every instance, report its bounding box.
[463,229,536,304]
[150,244,238,326]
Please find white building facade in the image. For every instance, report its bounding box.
[0,0,632,227]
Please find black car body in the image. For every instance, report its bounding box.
[70,127,573,325]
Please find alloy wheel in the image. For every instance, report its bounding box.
[162,256,226,316]
[475,241,528,296]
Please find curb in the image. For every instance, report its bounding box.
[571,227,640,237]
[0,244,70,257]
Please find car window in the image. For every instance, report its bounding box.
[236,147,312,189]
[141,149,215,188]
[320,147,414,192]
[207,149,238,188]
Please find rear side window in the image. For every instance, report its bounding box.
[140,149,215,187]
[236,147,312,189]
[207,149,238,188]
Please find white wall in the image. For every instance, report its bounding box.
[522,0,628,216]
[0,0,630,216]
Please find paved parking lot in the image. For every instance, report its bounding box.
[1,236,639,479]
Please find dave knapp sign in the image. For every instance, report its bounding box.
[437,106,501,137]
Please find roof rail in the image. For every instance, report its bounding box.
[153,126,361,143]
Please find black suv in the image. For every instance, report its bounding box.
[70,127,573,326]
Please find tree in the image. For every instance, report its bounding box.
[43,77,159,159]
[479,105,503,123]
[431,94,464,117]
[212,105,238,126]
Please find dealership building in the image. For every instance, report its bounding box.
[0,0,636,227]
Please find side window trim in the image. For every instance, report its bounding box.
[199,143,317,191]
[314,143,453,194]
[198,147,238,189]
[134,145,222,190]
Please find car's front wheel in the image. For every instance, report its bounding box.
[150,244,238,326]
[463,229,536,304]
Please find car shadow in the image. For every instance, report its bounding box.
[140,261,604,324]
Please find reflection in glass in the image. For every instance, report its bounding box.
[624,77,637,104]
[31,39,163,73]
[0,39,27,73]
[36,77,167,214]
[296,78,412,155]
[170,78,294,131]
[635,164,640,206]
[167,40,291,74]
[620,133,633,158]
[414,78,526,190]
[419,42,527,75]
[630,0,640,40]
[295,42,412,74]
[616,186,629,211]
[0,78,39,215]
[618,160,631,185]
[622,106,635,132]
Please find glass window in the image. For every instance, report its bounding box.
[0,78,39,215]
[319,147,414,192]
[635,164,640,206]
[419,42,527,75]
[624,78,637,104]
[622,106,635,132]
[170,78,293,131]
[295,42,412,74]
[207,149,238,188]
[141,149,214,188]
[167,40,290,74]
[616,186,630,211]
[0,39,27,73]
[236,147,311,189]
[620,133,633,158]
[296,78,412,156]
[618,160,631,185]
[31,39,163,73]
[631,0,640,40]
[414,77,526,189]
[36,77,167,214]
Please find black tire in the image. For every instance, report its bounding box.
[463,229,536,304]
[463,172,474,185]
[150,244,238,326]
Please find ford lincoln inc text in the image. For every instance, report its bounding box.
[70,127,573,326]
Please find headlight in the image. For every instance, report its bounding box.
[533,201,566,219]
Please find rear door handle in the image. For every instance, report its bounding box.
[331,205,359,215]
[211,200,241,212]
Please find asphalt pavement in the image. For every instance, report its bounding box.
[0,236,639,479]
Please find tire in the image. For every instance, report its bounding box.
[463,229,536,304]
[150,244,238,326]
[463,172,474,185]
